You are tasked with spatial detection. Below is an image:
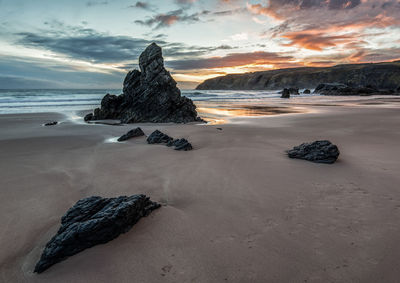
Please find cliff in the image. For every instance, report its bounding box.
[196,61,400,90]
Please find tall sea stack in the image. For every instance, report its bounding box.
[85,43,202,123]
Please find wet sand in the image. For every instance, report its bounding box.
[1,99,400,282]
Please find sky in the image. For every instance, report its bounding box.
[0,0,399,89]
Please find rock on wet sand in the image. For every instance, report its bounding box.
[34,195,160,273]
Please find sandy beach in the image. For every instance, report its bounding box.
[1,98,400,282]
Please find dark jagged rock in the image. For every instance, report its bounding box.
[216,128,223,130]
[303,89,311,94]
[147,130,193,150]
[118,127,145,142]
[287,140,340,164]
[314,83,396,96]
[167,138,193,151]
[281,88,290,98]
[44,121,58,126]
[85,43,202,124]
[34,195,160,273]
[146,130,173,144]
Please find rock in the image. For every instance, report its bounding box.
[147,130,173,144]
[84,113,93,122]
[34,195,160,273]
[85,43,202,123]
[44,121,58,126]
[303,89,311,94]
[117,127,145,142]
[314,83,393,96]
[216,128,223,130]
[288,88,299,95]
[287,140,340,164]
[314,83,348,94]
[281,88,290,98]
[167,138,193,151]
[196,61,400,90]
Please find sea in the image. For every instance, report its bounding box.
[0,89,319,115]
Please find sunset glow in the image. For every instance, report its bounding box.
[1,0,399,89]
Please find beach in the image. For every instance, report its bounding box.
[1,97,400,282]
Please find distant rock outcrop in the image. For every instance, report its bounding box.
[281,88,290,98]
[314,83,396,96]
[34,195,160,273]
[303,89,311,94]
[196,61,400,90]
[118,127,145,142]
[287,140,340,164]
[85,43,202,123]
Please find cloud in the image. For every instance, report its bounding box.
[134,9,209,29]
[86,1,108,7]
[167,51,294,70]
[282,31,360,51]
[128,1,155,11]
[16,26,162,63]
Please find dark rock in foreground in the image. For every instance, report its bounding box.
[281,88,290,98]
[167,138,193,151]
[85,43,202,124]
[287,140,340,164]
[314,83,396,96]
[44,121,58,126]
[34,195,160,273]
[147,130,173,144]
[303,89,311,94]
[118,127,145,142]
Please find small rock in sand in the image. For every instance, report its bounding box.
[147,130,173,144]
[167,138,193,151]
[287,140,340,164]
[118,127,145,142]
[44,121,58,126]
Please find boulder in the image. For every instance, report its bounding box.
[34,195,160,273]
[303,89,311,94]
[85,43,202,124]
[147,130,173,144]
[167,138,193,151]
[117,127,145,142]
[287,140,340,164]
[281,88,290,98]
[288,88,299,95]
[44,121,58,126]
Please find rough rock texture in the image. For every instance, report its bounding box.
[287,140,340,164]
[288,88,299,95]
[85,43,202,123]
[118,127,145,142]
[314,83,396,96]
[146,130,173,144]
[34,195,160,273]
[196,61,400,90]
[167,138,193,151]
[147,130,193,151]
[44,121,58,126]
[281,89,290,98]
[303,89,311,94]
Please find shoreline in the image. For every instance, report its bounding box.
[1,100,400,282]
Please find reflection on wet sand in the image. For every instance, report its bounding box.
[196,104,306,124]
